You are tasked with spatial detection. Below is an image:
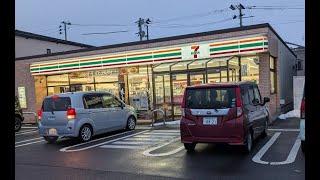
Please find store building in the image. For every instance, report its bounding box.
[15,23,297,123]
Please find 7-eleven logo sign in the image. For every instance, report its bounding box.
[191,45,200,59]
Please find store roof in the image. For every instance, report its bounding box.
[15,30,95,48]
[15,23,296,61]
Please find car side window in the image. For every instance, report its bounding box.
[248,85,255,105]
[241,86,250,106]
[84,94,104,109]
[253,85,262,104]
[102,94,122,108]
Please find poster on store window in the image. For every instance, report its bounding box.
[18,87,27,108]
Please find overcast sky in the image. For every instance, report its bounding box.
[15,0,304,47]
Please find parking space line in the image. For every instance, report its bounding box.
[143,132,180,135]
[15,130,38,136]
[15,137,42,144]
[124,138,165,141]
[15,140,45,148]
[112,141,155,145]
[268,128,299,132]
[252,132,281,165]
[143,137,184,157]
[21,127,38,129]
[60,130,149,152]
[133,135,178,138]
[100,145,145,149]
[269,138,301,165]
[252,132,301,165]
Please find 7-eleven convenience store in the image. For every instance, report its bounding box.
[15,23,297,123]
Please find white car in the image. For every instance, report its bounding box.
[299,89,305,153]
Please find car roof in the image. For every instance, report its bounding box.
[186,81,256,89]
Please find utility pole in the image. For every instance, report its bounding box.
[59,21,71,40]
[135,18,145,41]
[145,18,151,40]
[230,4,245,27]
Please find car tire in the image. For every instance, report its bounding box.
[79,124,93,142]
[301,140,305,153]
[15,117,22,132]
[261,120,268,138]
[184,143,196,152]
[126,116,136,130]
[43,136,58,144]
[243,131,253,153]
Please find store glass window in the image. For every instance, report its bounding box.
[48,86,69,95]
[47,74,69,86]
[128,66,150,110]
[94,69,119,83]
[270,56,276,94]
[95,83,119,97]
[188,59,209,69]
[241,56,259,83]
[69,72,94,84]
[153,62,174,72]
[171,61,189,71]
[207,58,228,68]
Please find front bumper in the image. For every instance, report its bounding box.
[299,119,305,141]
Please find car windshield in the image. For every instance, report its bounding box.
[42,97,71,112]
[186,87,236,109]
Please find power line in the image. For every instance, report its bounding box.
[151,18,233,29]
[70,23,132,27]
[81,30,129,35]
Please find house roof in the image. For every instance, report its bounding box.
[15,23,296,61]
[15,30,95,48]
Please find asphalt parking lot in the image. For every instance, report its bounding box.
[15,118,304,180]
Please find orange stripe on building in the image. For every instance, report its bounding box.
[152,48,181,54]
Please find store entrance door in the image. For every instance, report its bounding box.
[189,72,205,86]
[154,74,172,117]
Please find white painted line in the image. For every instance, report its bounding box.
[60,130,149,152]
[15,137,42,144]
[124,138,166,141]
[252,132,281,165]
[112,141,155,145]
[15,140,45,148]
[15,130,38,136]
[134,135,178,138]
[21,127,38,129]
[268,129,299,132]
[152,130,180,132]
[100,145,144,149]
[270,138,301,165]
[144,132,180,135]
[143,137,184,157]
[135,126,152,130]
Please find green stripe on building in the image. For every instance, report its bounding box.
[210,42,266,52]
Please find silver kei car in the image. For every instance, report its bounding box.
[38,91,137,143]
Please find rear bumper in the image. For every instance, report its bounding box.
[38,121,77,138]
[299,119,305,141]
[180,118,245,145]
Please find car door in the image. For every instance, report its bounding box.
[253,85,267,133]
[83,94,108,133]
[244,85,260,139]
[101,93,125,130]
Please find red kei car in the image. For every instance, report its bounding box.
[180,82,270,153]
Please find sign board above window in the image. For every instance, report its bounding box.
[30,35,268,76]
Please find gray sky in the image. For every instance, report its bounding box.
[15,0,304,47]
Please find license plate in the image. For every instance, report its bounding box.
[48,128,57,136]
[203,117,217,125]
[48,116,55,121]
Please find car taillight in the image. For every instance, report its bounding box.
[181,108,197,121]
[37,109,43,121]
[67,108,76,120]
[300,97,305,119]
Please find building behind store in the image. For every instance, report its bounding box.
[15,23,297,123]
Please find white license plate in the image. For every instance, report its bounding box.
[203,117,217,125]
[48,128,57,136]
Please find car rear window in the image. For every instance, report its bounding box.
[186,88,236,109]
[42,97,71,112]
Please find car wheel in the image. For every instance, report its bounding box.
[261,120,268,138]
[79,125,93,142]
[126,116,136,130]
[15,117,22,132]
[301,140,305,153]
[184,143,196,152]
[243,132,253,153]
[43,136,58,144]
